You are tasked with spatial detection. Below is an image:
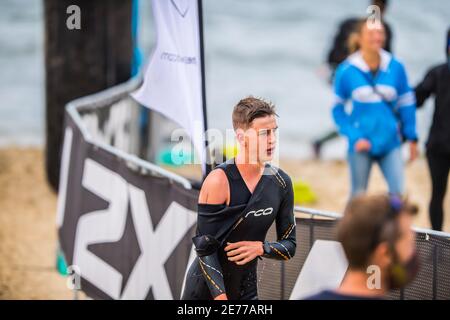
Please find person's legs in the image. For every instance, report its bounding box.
[377,147,404,196]
[348,151,372,198]
[312,130,339,159]
[426,150,450,231]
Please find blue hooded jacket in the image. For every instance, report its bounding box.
[332,49,418,156]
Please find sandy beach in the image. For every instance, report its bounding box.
[0,147,448,299]
[0,148,73,299]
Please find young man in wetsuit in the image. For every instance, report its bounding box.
[306,194,419,300]
[182,97,296,300]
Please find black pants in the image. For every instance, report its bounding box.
[426,149,450,231]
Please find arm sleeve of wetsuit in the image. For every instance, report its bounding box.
[262,176,296,261]
[415,67,436,108]
[396,63,418,142]
[192,236,226,298]
[196,253,226,298]
[192,204,227,298]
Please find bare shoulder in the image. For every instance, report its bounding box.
[198,169,229,205]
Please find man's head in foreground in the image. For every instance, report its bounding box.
[337,194,419,296]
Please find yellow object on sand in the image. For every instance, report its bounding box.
[293,179,317,205]
[223,144,239,160]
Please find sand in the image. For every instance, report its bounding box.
[0,147,73,299]
[0,147,448,299]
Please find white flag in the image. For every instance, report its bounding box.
[132,0,207,172]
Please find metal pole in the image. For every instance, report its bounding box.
[197,0,212,177]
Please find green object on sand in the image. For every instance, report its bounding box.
[56,248,68,276]
[293,179,317,205]
[158,147,193,167]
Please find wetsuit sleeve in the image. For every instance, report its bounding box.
[396,63,418,142]
[262,177,296,261]
[192,204,227,298]
[332,65,364,146]
[196,253,226,298]
[415,67,437,108]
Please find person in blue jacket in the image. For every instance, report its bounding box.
[332,18,418,198]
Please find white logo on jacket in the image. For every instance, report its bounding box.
[245,207,274,218]
[352,85,397,104]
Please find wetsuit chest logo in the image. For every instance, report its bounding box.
[244,207,273,218]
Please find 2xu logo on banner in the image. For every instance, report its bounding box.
[71,158,197,299]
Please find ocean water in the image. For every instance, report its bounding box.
[0,0,44,146]
[1,0,449,159]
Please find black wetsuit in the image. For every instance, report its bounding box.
[182,159,296,300]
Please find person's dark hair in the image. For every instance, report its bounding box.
[337,194,418,270]
[372,0,388,13]
[232,96,277,130]
[347,19,367,54]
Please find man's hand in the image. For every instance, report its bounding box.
[355,139,371,152]
[225,241,264,265]
[409,141,419,162]
[214,294,228,300]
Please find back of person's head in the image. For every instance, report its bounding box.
[337,194,419,289]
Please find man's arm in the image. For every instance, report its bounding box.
[198,169,229,205]
[262,176,296,260]
[195,170,229,300]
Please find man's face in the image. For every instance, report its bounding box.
[393,212,416,265]
[238,115,278,164]
[373,212,417,287]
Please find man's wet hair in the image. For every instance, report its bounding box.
[337,194,418,270]
[232,96,277,130]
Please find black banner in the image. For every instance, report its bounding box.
[58,111,199,299]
